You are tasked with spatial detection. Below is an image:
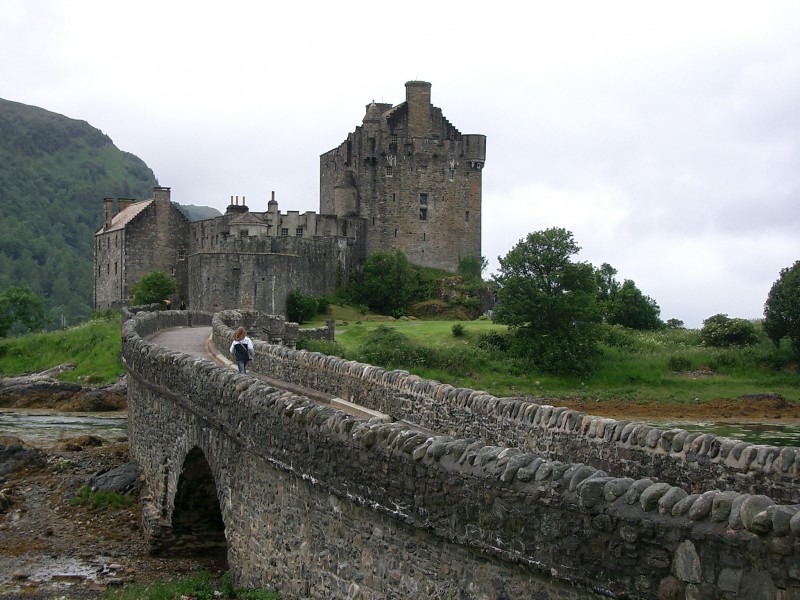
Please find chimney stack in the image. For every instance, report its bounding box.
[103,198,114,230]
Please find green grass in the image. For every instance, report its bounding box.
[0,311,125,383]
[102,570,279,600]
[299,309,800,405]
[69,485,134,509]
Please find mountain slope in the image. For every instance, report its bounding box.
[0,98,158,326]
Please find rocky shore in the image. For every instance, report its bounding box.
[0,367,226,599]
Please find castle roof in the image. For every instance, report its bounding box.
[228,211,267,225]
[96,198,154,235]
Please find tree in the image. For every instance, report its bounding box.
[606,279,663,330]
[457,255,488,280]
[130,271,176,306]
[0,284,49,336]
[700,313,759,347]
[354,250,422,317]
[492,228,601,374]
[286,290,319,324]
[595,262,621,309]
[764,260,800,353]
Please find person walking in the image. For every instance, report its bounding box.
[229,326,255,374]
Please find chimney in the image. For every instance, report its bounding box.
[154,186,171,207]
[405,81,432,139]
[117,198,135,212]
[103,198,114,230]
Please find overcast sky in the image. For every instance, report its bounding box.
[3,1,799,327]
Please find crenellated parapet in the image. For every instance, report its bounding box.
[123,310,800,599]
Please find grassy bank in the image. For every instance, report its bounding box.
[302,312,799,404]
[1,308,797,405]
[0,311,124,383]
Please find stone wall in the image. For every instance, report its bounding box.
[123,310,800,599]
[224,323,800,504]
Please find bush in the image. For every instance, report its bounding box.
[700,314,759,347]
[286,290,318,324]
[667,355,692,372]
[130,271,176,305]
[451,323,465,337]
[477,330,510,352]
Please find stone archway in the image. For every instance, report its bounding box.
[170,446,228,561]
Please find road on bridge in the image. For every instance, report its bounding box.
[145,326,397,424]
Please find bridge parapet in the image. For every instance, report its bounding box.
[230,321,800,504]
[124,310,800,599]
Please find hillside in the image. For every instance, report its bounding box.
[0,98,159,326]
[0,100,225,330]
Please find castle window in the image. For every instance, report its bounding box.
[392,193,396,202]
[178,252,186,261]
[420,207,427,221]
[423,232,427,241]
[394,229,397,238]
[385,165,393,177]
[295,228,303,237]
[465,210,470,222]
[114,262,117,274]
[391,134,398,145]
[419,193,428,205]
[281,228,289,236]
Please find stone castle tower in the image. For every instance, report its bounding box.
[320,81,486,272]
[95,82,485,313]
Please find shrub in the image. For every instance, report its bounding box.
[700,314,759,347]
[667,355,692,372]
[286,290,318,324]
[451,323,465,337]
[477,330,510,353]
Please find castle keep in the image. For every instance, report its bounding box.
[94,82,485,314]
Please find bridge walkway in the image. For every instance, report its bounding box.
[145,326,433,432]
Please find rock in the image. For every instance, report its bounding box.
[90,462,140,494]
[0,435,46,475]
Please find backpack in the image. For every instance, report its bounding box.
[233,342,250,362]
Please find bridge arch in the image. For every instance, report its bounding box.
[170,447,228,558]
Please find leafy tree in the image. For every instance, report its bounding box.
[354,250,423,317]
[606,279,663,330]
[700,313,759,347]
[287,290,319,324]
[493,228,602,374]
[130,271,176,305]
[665,318,685,329]
[595,262,621,308]
[0,284,49,336]
[764,260,800,352]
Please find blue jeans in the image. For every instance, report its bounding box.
[236,361,247,374]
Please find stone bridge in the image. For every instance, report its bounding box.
[122,309,800,599]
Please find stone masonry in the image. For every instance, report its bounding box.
[123,310,800,599]
[96,82,484,313]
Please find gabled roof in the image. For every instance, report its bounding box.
[229,211,267,225]
[96,199,154,235]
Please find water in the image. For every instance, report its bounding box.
[644,419,800,447]
[0,409,128,447]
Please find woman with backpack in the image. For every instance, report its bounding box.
[229,326,255,374]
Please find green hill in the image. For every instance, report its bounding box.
[0,98,159,327]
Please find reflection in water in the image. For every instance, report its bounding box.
[0,410,127,446]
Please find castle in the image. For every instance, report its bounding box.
[94,82,486,315]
